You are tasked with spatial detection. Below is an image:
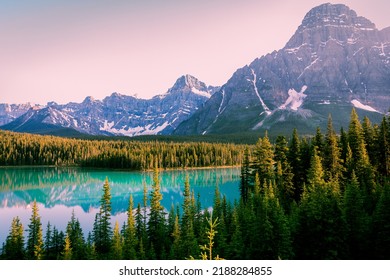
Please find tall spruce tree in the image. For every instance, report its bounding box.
[288,128,303,201]
[324,115,343,186]
[180,176,198,258]
[123,195,137,259]
[240,147,251,203]
[62,234,73,260]
[343,172,370,259]
[312,127,324,157]
[66,210,85,259]
[93,177,113,257]
[274,135,294,211]
[27,200,44,260]
[372,184,390,259]
[4,216,25,259]
[147,161,166,258]
[111,221,123,260]
[295,146,347,259]
[307,147,325,190]
[252,132,275,186]
[378,117,390,176]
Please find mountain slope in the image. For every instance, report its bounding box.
[1,75,218,136]
[174,3,389,135]
[0,103,33,126]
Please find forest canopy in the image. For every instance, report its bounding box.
[1,109,390,260]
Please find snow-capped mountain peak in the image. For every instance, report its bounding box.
[1,75,217,137]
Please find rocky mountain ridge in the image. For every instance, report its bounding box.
[1,75,218,136]
[174,3,389,135]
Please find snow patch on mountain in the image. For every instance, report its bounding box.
[250,69,271,115]
[191,87,211,98]
[100,121,170,137]
[279,86,308,111]
[351,99,379,113]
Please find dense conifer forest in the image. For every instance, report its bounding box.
[1,109,390,260]
[0,131,244,169]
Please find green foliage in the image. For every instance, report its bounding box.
[66,211,86,259]
[0,130,244,170]
[3,109,390,260]
[147,163,166,259]
[62,235,73,260]
[252,132,275,185]
[27,200,44,260]
[93,177,113,257]
[372,184,390,259]
[123,195,137,259]
[3,217,25,259]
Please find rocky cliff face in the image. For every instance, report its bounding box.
[174,3,390,135]
[1,75,217,136]
[0,103,34,126]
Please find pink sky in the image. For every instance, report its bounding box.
[1,0,389,104]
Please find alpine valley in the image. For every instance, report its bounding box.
[1,3,390,137]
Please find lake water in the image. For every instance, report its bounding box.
[0,167,240,245]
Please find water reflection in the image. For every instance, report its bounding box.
[0,167,240,244]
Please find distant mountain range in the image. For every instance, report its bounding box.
[1,75,219,136]
[1,3,389,137]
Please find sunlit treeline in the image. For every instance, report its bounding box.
[0,131,244,170]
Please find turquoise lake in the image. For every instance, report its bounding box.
[0,167,240,245]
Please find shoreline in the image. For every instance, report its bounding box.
[0,164,241,172]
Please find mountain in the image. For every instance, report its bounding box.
[0,103,34,126]
[174,3,390,136]
[1,75,218,136]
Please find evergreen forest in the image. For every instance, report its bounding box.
[0,131,244,169]
[1,108,390,260]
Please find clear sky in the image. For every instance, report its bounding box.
[1,0,389,104]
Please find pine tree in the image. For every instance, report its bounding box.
[111,221,123,260]
[66,210,85,259]
[299,138,312,187]
[362,116,376,164]
[295,179,346,259]
[372,184,390,259]
[94,177,113,257]
[44,222,53,259]
[169,215,181,259]
[323,115,343,186]
[347,112,377,213]
[240,146,251,203]
[274,136,294,211]
[62,234,73,260]
[378,117,390,176]
[4,216,25,259]
[252,132,275,185]
[147,162,166,258]
[180,176,198,258]
[135,202,147,255]
[288,128,302,201]
[197,216,223,260]
[226,208,244,259]
[123,195,137,259]
[85,232,97,260]
[27,200,44,260]
[347,108,370,168]
[307,147,325,190]
[263,182,293,259]
[339,127,349,163]
[312,127,324,157]
[51,227,65,259]
[343,172,370,259]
